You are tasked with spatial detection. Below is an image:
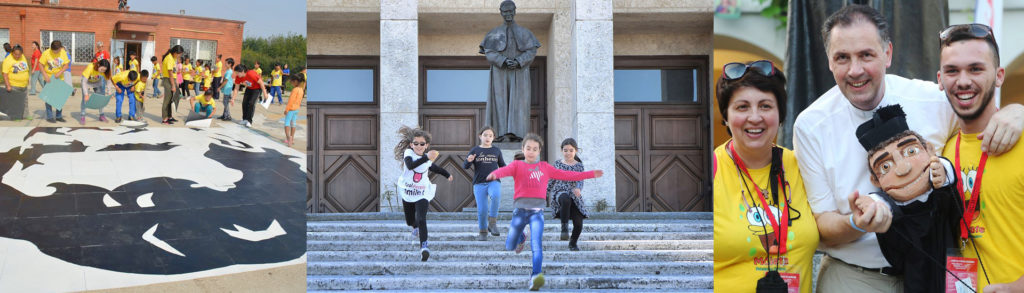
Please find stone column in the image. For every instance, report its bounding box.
[571,0,615,211]
[379,0,419,211]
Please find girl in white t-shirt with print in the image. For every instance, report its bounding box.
[394,126,453,262]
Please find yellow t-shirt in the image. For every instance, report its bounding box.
[203,69,213,88]
[255,67,262,78]
[713,142,819,293]
[271,69,283,86]
[82,63,105,83]
[214,60,223,77]
[2,54,31,88]
[194,94,216,109]
[134,81,147,99]
[942,131,1024,291]
[161,54,175,79]
[39,48,69,79]
[111,70,137,87]
[182,64,194,81]
[153,63,161,77]
[129,59,139,72]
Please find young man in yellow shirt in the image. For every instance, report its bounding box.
[39,40,70,122]
[111,70,140,123]
[938,23,1024,292]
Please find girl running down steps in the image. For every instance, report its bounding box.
[486,133,603,291]
[547,138,589,251]
[394,126,453,262]
[463,126,506,241]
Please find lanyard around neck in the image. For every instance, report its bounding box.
[954,133,988,241]
[730,141,789,254]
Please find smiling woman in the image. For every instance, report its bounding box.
[712,60,819,293]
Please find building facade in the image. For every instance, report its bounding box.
[307,0,713,213]
[0,0,243,75]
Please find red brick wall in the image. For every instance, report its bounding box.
[0,0,120,10]
[0,3,244,74]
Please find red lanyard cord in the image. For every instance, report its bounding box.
[729,141,790,255]
[954,133,988,241]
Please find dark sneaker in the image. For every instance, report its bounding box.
[515,232,527,254]
[115,117,122,123]
[46,118,56,123]
[529,273,545,291]
[420,242,430,262]
[168,118,178,122]
[569,243,580,251]
[56,117,66,122]
[477,232,487,241]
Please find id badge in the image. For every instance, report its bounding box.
[779,272,800,293]
[945,256,977,293]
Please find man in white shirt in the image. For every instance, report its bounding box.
[793,5,1024,293]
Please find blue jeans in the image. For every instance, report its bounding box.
[474,181,502,230]
[115,83,135,118]
[269,86,282,103]
[506,208,544,275]
[195,103,213,117]
[29,71,44,95]
[152,78,161,96]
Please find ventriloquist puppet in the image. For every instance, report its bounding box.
[854,104,965,293]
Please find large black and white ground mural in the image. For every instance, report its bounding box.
[0,126,306,291]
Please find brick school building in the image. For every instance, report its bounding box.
[0,0,243,75]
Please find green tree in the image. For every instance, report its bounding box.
[241,33,306,90]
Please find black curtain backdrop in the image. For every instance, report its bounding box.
[780,0,948,148]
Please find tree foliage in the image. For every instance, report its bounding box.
[241,33,306,81]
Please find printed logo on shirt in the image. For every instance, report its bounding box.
[958,167,987,238]
[11,61,28,73]
[48,58,63,69]
[740,188,797,271]
[528,166,543,181]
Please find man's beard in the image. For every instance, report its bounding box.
[951,81,997,122]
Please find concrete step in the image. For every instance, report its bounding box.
[307,212,713,222]
[306,221,711,233]
[306,274,713,290]
[307,261,712,276]
[307,240,713,252]
[308,250,713,262]
[307,231,712,241]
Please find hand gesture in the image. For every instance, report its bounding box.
[847,191,892,233]
[467,153,477,162]
[573,188,582,197]
[447,176,454,182]
[427,150,440,161]
[485,173,497,181]
[593,170,604,178]
[980,104,1024,156]
[929,156,946,188]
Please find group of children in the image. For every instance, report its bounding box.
[2,40,305,146]
[394,125,604,291]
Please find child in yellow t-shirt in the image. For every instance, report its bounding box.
[133,70,149,120]
[270,64,283,104]
[191,88,217,118]
[181,57,194,97]
[203,64,213,91]
[128,52,139,72]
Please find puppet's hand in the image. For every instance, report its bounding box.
[930,156,946,189]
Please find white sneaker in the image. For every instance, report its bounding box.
[245,121,252,128]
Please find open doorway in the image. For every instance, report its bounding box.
[122,42,141,71]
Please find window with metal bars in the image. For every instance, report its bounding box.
[40,30,94,64]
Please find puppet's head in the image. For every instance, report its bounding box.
[857,104,935,202]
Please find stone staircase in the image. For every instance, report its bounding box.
[306,212,713,292]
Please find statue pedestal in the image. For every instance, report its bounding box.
[494,142,521,211]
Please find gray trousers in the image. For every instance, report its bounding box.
[816,255,903,293]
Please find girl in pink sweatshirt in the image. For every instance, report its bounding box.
[486,133,603,291]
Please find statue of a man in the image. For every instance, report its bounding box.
[479,0,540,142]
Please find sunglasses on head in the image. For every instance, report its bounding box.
[940,23,993,42]
[412,142,427,146]
[721,60,776,80]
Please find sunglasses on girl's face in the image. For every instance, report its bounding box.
[412,142,428,146]
[940,23,993,43]
[721,60,776,80]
